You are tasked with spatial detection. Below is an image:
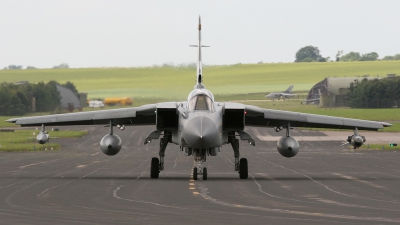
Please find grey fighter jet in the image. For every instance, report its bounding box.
[6,17,392,180]
[265,85,296,100]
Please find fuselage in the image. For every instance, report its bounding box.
[171,88,227,150]
[266,93,295,99]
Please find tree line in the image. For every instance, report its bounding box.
[295,46,400,63]
[3,63,70,70]
[0,81,78,116]
[347,77,400,108]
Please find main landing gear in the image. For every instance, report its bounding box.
[150,133,171,179]
[229,133,248,179]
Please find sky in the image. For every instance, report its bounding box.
[1,0,400,68]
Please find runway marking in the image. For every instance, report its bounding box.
[224,157,316,204]
[112,166,190,210]
[189,187,195,190]
[251,155,400,204]
[333,172,387,190]
[90,152,99,156]
[221,154,400,214]
[173,153,179,168]
[19,158,63,169]
[189,183,194,186]
[193,192,199,195]
[196,182,400,223]
[37,160,114,199]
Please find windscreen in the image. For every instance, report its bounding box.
[188,95,214,111]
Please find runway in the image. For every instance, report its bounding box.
[0,125,399,224]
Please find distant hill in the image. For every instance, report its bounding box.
[1,61,399,99]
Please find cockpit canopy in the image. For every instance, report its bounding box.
[188,94,214,112]
[187,89,215,112]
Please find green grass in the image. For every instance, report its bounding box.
[361,144,400,151]
[236,99,400,121]
[0,129,88,152]
[1,61,399,99]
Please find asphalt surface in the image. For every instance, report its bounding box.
[0,125,399,225]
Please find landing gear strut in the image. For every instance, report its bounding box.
[229,132,248,179]
[150,132,171,179]
[192,149,207,180]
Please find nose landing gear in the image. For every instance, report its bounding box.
[192,163,207,180]
[192,150,207,180]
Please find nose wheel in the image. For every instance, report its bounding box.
[192,165,207,180]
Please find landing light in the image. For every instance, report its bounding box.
[389,143,398,147]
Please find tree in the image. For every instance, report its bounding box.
[360,52,379,61]
[52,63,69,69]
[340,52,361,61]
[382,54,400,60]
[7,65,23,70]
[295,46,327,62]
[26,66,37,69]
[61,81,79,95]
[382,55,394,60]
[336,50,343,62]
[347,77,400,108]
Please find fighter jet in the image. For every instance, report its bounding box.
[265,85,296,100]
[6,16,392,180]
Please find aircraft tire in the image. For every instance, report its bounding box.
[150,157,159,178]
[239,158,248,179]
[203,167,207,180]
[193,167,198,180]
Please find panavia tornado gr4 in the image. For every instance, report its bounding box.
[6,17,392,180]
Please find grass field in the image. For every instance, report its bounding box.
[0,129,88,152]
[361,144,400,151]
[1,61,399,99]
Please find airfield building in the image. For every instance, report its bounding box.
[306,76,391,107]
[56,85,82,112]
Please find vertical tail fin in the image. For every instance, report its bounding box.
[190,16,209,89]
[284,85,294,93]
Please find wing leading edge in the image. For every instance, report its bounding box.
[244,104,391,131]
[6,104,157,127]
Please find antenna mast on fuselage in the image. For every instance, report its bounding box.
[190,16,209,89]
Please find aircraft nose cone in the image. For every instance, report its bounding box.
[183,116,217,148]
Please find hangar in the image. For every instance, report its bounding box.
[306,76,389,107]
[56,85,87,112]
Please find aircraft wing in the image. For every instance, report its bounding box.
[244,104,390,131]
[6,104,157,127]
[281,93,296,96]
